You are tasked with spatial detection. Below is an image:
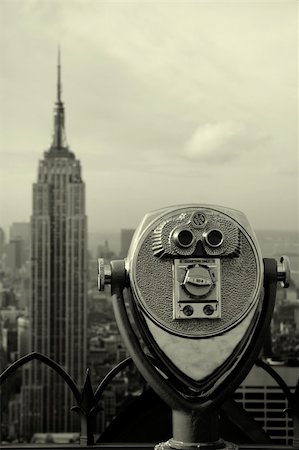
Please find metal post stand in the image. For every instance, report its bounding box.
[155,409,237,450]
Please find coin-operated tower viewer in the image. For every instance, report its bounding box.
[98,204,290,450]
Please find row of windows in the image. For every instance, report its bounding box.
[242,401,287,410]
[234,392,286,400]
[238,386,295,391]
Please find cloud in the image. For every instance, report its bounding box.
[184,121,269,163]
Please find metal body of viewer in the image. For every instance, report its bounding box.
[98,204,291,450]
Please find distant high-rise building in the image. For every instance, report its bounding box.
[97,240,116,263]
[10,223,30,261]
[6,238,25,275]
[17,316,30,359]
[1,325,18,362]
[0,227,5,256]
[10,223,30,245]
[119,229,135,258]
[21,51,87,439]
[0,288,17,309]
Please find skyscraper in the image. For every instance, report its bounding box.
[21,51,87,439]
[0,227,5,256]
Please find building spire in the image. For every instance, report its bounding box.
[57,45,62,103]
[49,46,68,153]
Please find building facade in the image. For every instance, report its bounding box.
[9,223,30,246]
[21,53,87,439]
[6,238,25,276]
[234,365,297,446]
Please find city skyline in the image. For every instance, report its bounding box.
[0,1,298,235]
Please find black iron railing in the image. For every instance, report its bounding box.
[0,352,133,446]
[0,353,298,448]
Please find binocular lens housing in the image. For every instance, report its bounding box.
[173,228,195,248]
[204,229,224,248]
[129,205,262,337]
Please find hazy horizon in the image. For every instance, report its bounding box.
[1,1,298,234]
[1,220,299,240]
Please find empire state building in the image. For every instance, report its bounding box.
[22,53,87,438]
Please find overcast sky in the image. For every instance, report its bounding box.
[0,0,298,235]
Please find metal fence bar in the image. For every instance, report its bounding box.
[0,352,81,404]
